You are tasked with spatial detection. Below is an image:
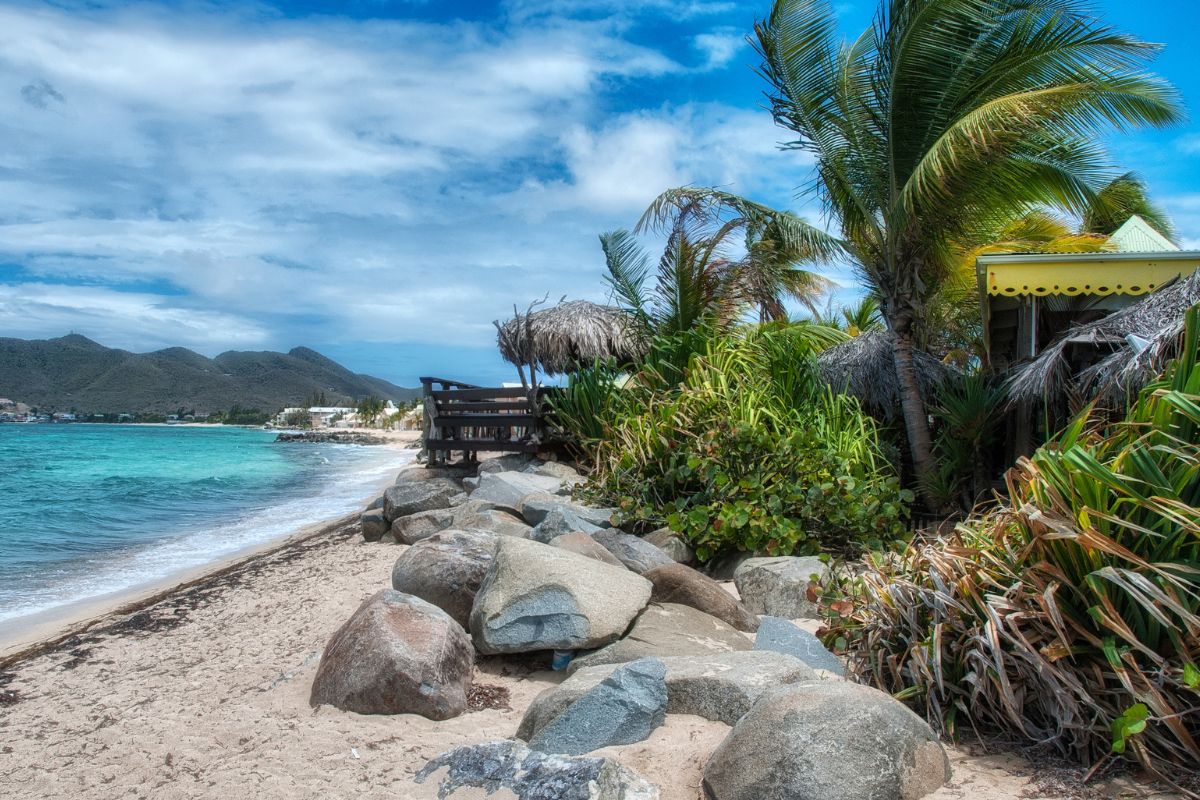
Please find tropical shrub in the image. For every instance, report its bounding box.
[820,309,1200,775]
[571,327,910,560]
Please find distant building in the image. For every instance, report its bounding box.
[308,407,353,428]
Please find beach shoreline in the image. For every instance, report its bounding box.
[0,431,420,659]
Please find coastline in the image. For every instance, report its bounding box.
[0,431,420,659]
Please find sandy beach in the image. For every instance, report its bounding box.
[0,503,1180,800]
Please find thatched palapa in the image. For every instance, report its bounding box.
[817,330,958,419]
[1009,270,1200,405]
[497,300,647,376]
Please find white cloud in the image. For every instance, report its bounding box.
[694,29,745,70]
[0,2,815,373]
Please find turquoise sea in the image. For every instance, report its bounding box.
[0,425,407,629]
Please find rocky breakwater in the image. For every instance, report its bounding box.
[316,455,951,799]
[275,430,391,445]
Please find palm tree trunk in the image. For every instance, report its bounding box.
[891,324,938,512]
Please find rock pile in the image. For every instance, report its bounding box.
[315,455,950,800]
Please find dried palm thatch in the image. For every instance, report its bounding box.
[817,330,958,418]
[496,300,647,376]
[1009,270,1200,405]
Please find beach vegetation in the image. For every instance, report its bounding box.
[654,0,1182,508]
[816,308,1200,776]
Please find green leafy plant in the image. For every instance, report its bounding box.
[820,307,1200,775]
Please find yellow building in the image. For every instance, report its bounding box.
[977,216,1200,371]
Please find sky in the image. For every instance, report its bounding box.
[1,0,1198,387]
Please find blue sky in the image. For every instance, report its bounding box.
[1,0,1198,387]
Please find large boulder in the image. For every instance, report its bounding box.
[526,460,584,482]
[754,616,845,676]
[360,509,388,542]
[642,563,758,633]
[477,454,536,475]
[521,493,615,529]
[528,658,668,756]
[414,740,658,800]
[520,651,815,739]
[391,530,496,629]
[309,590,474,720]
[703,681,950,800]
[592,530,674,574]
[550,532,626,568]
[390,507,456,544]
[568,602,751,674]
[454,507,533,539]
[469,537,652,655]
[470,470,565,508]
[531,506,605,543]
[734,556,828,619]
[643,528,695,565]
[382,478,461,522]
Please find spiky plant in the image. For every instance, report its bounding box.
[822,308,1200,777]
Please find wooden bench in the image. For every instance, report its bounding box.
[420,377,558,466]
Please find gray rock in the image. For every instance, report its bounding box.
[568,602,751,674]
[360,509,388,542]
[309,590,474,720]
[643,563,759,632]
[592,530,674,574]
[414,740,659,800]
[382,478,461,522]
[531,506,604,543]
[754,616,845,675]
[550,533,626,568]
[526,460,582,481]
[734,556,828,619]
[367,495,385,511]
[520,493,615,529]
[471,470,565,509]
[390,507,457,545]
[455,507,533,539]
[643,528,695,564]
[477,454,536,475]
[462,476,479,492]
[470,537,652,655]
[702,681,950,800]
[391,530,497,629]
[520,651,815,739]
[528,658,667,756]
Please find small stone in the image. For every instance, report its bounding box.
[528,658,667,756]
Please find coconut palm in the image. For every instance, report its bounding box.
[1081,171,1175,239]
[716,0,1181,503]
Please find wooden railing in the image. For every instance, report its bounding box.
[419,377,557,466]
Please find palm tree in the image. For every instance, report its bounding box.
[743,0,1180,503]
[1081,171,1175,238]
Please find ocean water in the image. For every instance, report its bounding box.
[0,424,409,628]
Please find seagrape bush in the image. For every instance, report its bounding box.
[552,326,911,560]
[819,309,1200,774]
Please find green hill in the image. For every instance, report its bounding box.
[0,334,420,414]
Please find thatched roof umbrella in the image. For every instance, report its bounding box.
[1009,270,1200,405]
[817,331,959,419]
[496,300,647,376]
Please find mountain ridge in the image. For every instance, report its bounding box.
[0,334,420,414]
